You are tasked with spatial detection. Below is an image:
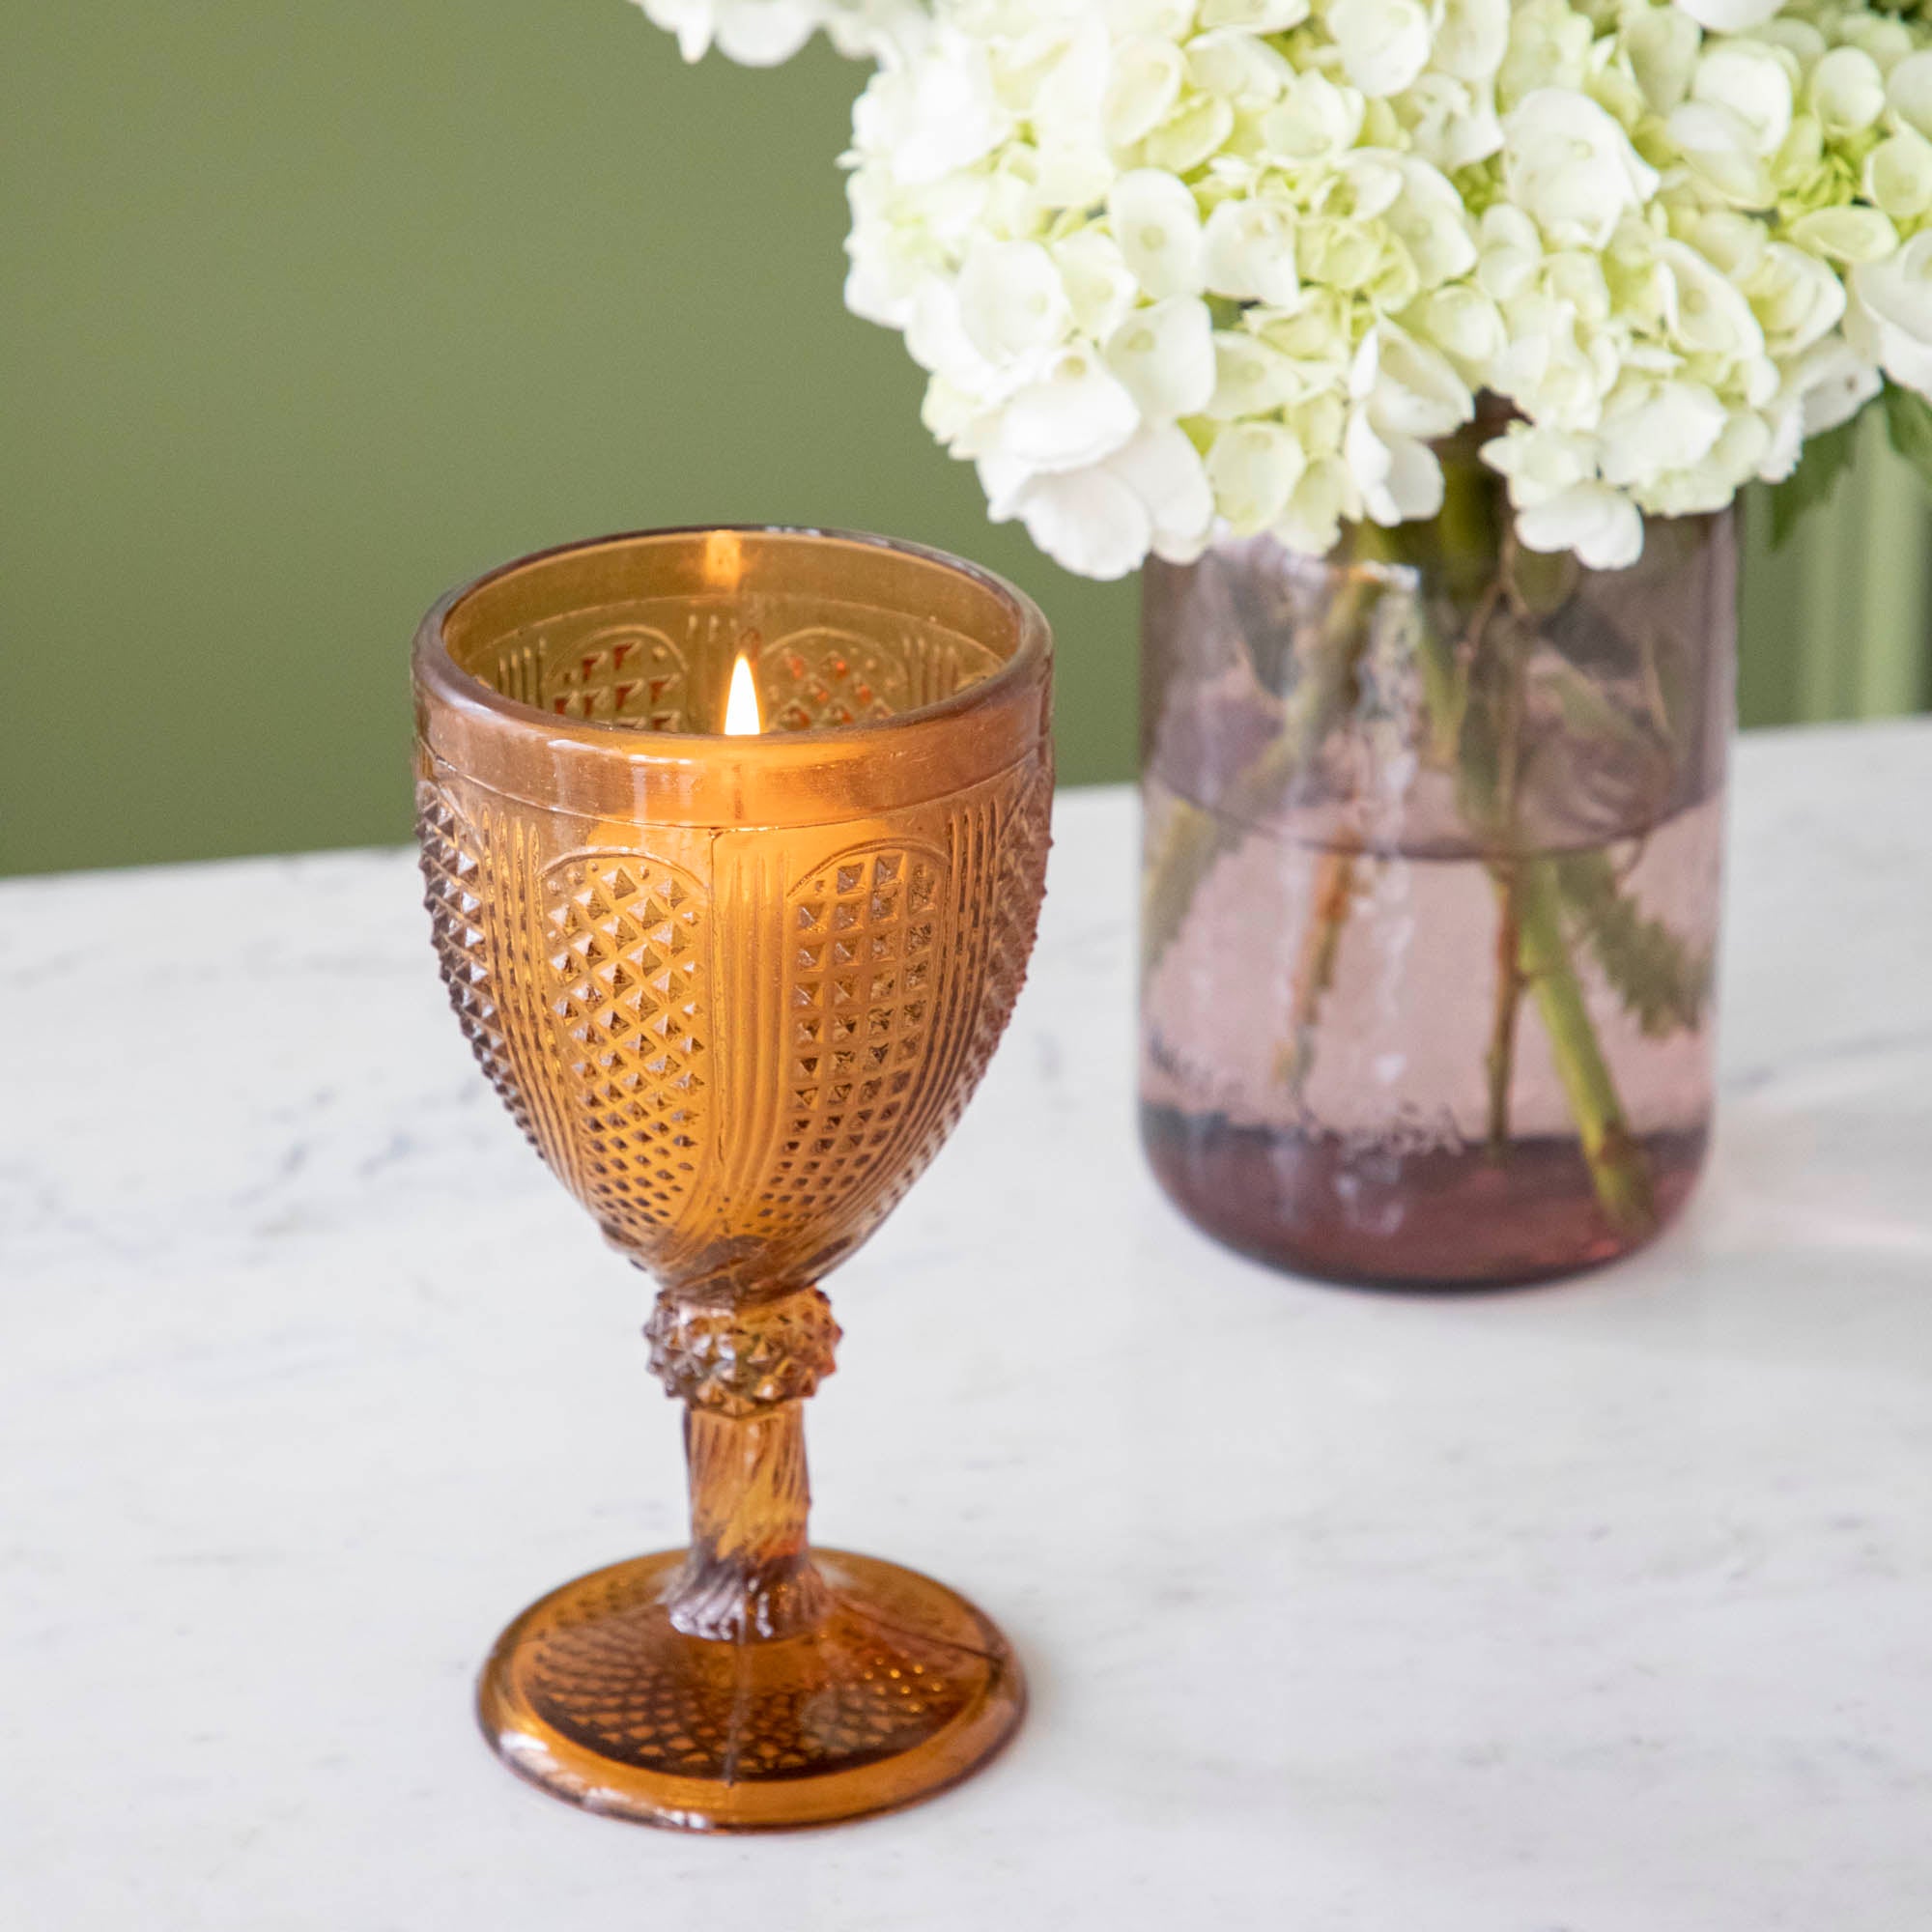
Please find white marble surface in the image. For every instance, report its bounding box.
[4,721,1931,1931]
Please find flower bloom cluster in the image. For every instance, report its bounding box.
[639,0,928,63]
[639,0,1932,576]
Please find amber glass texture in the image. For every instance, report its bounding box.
[413,527,1051,1829]
[1140,501,1733,1290]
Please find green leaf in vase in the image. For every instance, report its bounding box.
[1553,852,1712,1037]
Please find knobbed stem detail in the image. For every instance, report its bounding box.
[644,1284,841,1642]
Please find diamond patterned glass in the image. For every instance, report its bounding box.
[412,527,1052,1831]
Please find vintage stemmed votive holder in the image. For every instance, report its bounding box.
[412,527,1052,1831]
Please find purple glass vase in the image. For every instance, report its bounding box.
[1139,483,1735,1290]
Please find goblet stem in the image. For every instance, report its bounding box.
[669,1404,830,1641]
[644,1281,843,1645]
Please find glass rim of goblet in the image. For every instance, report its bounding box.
[413,523,1051,755]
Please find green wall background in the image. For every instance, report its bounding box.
[3,2,1926,877]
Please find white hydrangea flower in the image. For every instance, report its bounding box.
[1484,422,1641,567]
[851,28,1007,185]
[963,341,1141,471]
[1373,156,1480,286]
[639,0,1932,576]
[1327,0,1435,99]
[1108,169,1208,301]
[1343,326,1472,524]
[1274,456,1354,554]
[1262,71,1367,161]
[1395,73,1503,172]
[981,425,1213,577]
[1185,26,1294,103]
[1199,0,1311,27]
[1409,285,1508,380]
[1203,330,1299,416]
[1794,338,1884,432]
[1597,380,1730,491]
[1669,99,1776,208]
[1203,197,1302,306]
[1495,0,1593,107]
[1788,206,1899,264]
[955,241,1071,373]
[1105,296,1218,419]
[1504,90,1660,250]
[1866,131,1932,222]
[1671,0,1785,37]
[639,0,822,64]
[1848,231,1932,396]
[1748,242,1848,357]
[1811,47,1888,140]
[1517,483,1644,568]
[1692,43,1795,159]
[1659,240,1770,370]
[1624,8,1701,116]
[1433,0,1510,84]
[637,0,927,65]
[1103,35,1187,146]
[1206,420,1309,533]
[1889,51,1932,141]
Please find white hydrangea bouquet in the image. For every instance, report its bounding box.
[632,0,1927,1276]
[635,0,1932,581]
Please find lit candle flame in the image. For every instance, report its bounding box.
[723,653,761,736]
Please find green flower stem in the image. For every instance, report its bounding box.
[1275,849,1356,1097]
[1142,738,1293,984]
[1430,470,1656,1231]
[1456,533,1528,1157]
[1139,484,1662,1242]
[1484,863,1523,1163]
[1514,858,1658,1236]
[1244,534,1411,1088]
[1141,568,1381,981]
[1415,604,1472,764]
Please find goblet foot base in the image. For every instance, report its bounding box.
[476,1548,1025,1832]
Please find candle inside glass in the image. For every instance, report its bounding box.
[412,526,1053,1832]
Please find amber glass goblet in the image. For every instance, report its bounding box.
[412,528,1052,1831]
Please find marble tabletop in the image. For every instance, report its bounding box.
[4,720,1931,1931]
